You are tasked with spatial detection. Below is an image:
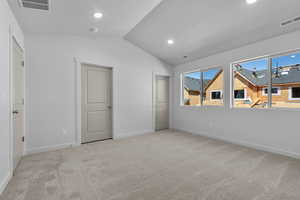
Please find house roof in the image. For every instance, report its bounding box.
[236,64,300,86]
[204,69,223,90]
[184,77,210,92]
[185,64,300,92]
[184,77,201,92]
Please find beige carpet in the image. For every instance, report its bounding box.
[1,130,300,200]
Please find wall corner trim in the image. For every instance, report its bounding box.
[0,172,12,195]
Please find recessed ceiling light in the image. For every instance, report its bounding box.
[291,55,296,58]
[89,27,99,33]
[93,12,103,19]
[167,39,174,45]
[246,0,257,4]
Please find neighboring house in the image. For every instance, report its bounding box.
[234,64,300,108]
[184,64,300,108]
[184,77,202,105]
[184,70,224,106]
[203,70,224,106]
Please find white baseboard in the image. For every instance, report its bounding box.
[0,172,12,195]
[25,130,155,155]
[25,143,74,155]
[174,128,300,160]
[114,129,154,139]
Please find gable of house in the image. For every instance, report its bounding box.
[203,70,224,105]
[234,64,300,107]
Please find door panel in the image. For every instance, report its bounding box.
[12,39,24,171]
[87,70,106,103]
[82,65,112,143]
[87,111,107,132]
[155,76,169,131]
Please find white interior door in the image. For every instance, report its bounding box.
[12,39,24,171]
[82,64,112,143]
[155,76,169,131]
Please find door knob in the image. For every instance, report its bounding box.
[12,110,19,114]
[107,106,112,109]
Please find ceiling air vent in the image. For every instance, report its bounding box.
[281,16,300,27]
[19,0,50,11]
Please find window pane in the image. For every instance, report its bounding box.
[203,69,224,106]
[292,87,300,98]
[211,91,221,100]
[271,52,300,108]
[233,58,269,108]
[234,90,245,99]
[272,88,279,94]
[183,71,201,106]
[264,87,280,95]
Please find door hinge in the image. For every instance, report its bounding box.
[22,98,25,105]
[22,136,25,142]
[21,61,25,67]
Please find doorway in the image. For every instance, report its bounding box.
[11,38,24,171]
[81,64,113,143]
[155,75,170,131]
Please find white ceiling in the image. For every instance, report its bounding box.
[8,0,300,66]
[7,0,163,37]
[125,0,300,65]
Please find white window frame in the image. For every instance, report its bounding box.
[181,70,202,107]
[231,48,300,110]
[262,87,281,96]
[289,87,300,100]
[231,55,269,108]
[210,90,223,101]
[181,66,224,107]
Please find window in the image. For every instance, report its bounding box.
[272,52,300,108]
[182,67,223,106]
[232,50,300,109]
[290,87,300,100]
[182,71,201,106]
[232,58,269,108]
[263,87,280,96]
[211,91,222,100]
[203,68,224,106]
[234,89,245,99]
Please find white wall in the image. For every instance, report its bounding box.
[0,0,24,194]
[25,34,171,154]
[173,30,300,158]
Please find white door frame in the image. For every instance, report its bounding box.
[9,28,25,177]
[152,72,172,131]
[74,58,115,145]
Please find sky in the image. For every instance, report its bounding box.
[186,71,201,79]
[240,52,300,71]
[185,69,221,80]
[185,52,300,79]
[272,53,300,68]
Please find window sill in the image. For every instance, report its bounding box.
[230,107,300,112]
[179,105,225,109]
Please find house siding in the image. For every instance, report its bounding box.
[259,84,300,108]
[233,73,263,107]
[184,89,200,106]
[204,71,224,106]
[234,73,300,108]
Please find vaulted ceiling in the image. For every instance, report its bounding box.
[126,0,300,65]
[7,0,163,37]
[8,0,300,66]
